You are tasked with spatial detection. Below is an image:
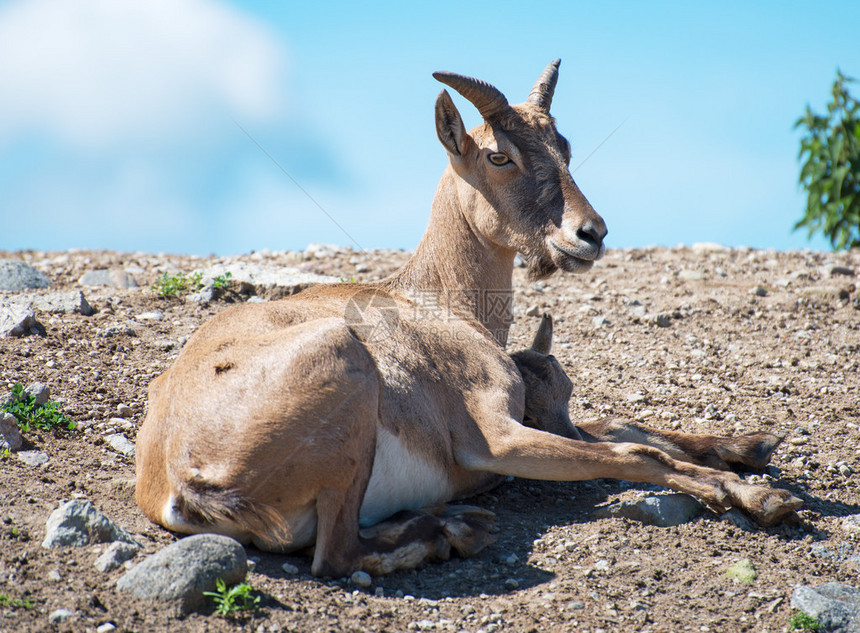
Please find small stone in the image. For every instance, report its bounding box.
[0,412,23,452]
[568,601,586,610]
[525,304,541,317]
[592,316,610,327]
[281,562,299,575]
[96,623,117,633]
[504,578,519,589]
[725,559,757,584]
[137,310,165,321]
[25,382,50,406]
[514,253,526,268]
[374,587,384,597]
[750,286,768,297]
[117,404,134,418]
[48,609,75,624]
[17,450,49,466]
[829,265,855,277]
[94,541,141,573]
[351,570,372,588]
[504,553,518,565]
[48,570,62,582]
[839,464,854,478]
[103,433,135,458]
[355,263,371,273]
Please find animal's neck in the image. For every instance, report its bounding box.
[384,167,515,347]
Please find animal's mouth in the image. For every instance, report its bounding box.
[550,240,598,270]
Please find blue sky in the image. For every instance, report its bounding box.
[1,0,858,256]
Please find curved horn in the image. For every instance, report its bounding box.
[432,71,509,120]
[527,59,561,112]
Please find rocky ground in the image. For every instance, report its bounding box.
[0,243,859,633]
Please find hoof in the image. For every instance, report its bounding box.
[753,489,803,526]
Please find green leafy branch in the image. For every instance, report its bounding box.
[795,69,860,250]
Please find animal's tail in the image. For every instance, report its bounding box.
[170,474,292,547]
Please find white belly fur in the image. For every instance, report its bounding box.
[359,426,453,527]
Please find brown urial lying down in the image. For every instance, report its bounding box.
[135,60,802,577]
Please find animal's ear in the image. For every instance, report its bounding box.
[531,314,553,355]
[435,90,469,158]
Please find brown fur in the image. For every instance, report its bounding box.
[136,62,801,578]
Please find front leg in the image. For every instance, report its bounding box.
[455,421,802,526]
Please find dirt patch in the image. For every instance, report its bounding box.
[1,245,859,633]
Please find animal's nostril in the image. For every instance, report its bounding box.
[577,223,604,248]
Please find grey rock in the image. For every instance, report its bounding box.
[47,570,62,582]
[94,541,141,573]
[137,310,164,321]
[355,263,371,273]
[79,269,138,288]
[0,259,50,291]
[0,412,23,452]
[841,514,860,535]
[0,305,45,337]
[48,608,75,624]
[591,316,610,327]
[7,291,94,316]
[351,570,372,588]
[593,493,703,527]
[525,304,542,317]
[116,534,247,614]
[103,433,135,458]
[42,499,140,549]
[17,450,49,466]
[193,262,338,301]
[829,265,855,277]
[791,582,860,633]
[720,508,757,532]
[750,286,768,297]
[116,404,135,418]
[25,382,50,406]
[281,562,299,575]
[96,624,117,633]
[514,253,526,268]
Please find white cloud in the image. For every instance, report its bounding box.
[0,0,286,148]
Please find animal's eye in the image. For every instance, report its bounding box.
[488,153,510,166]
